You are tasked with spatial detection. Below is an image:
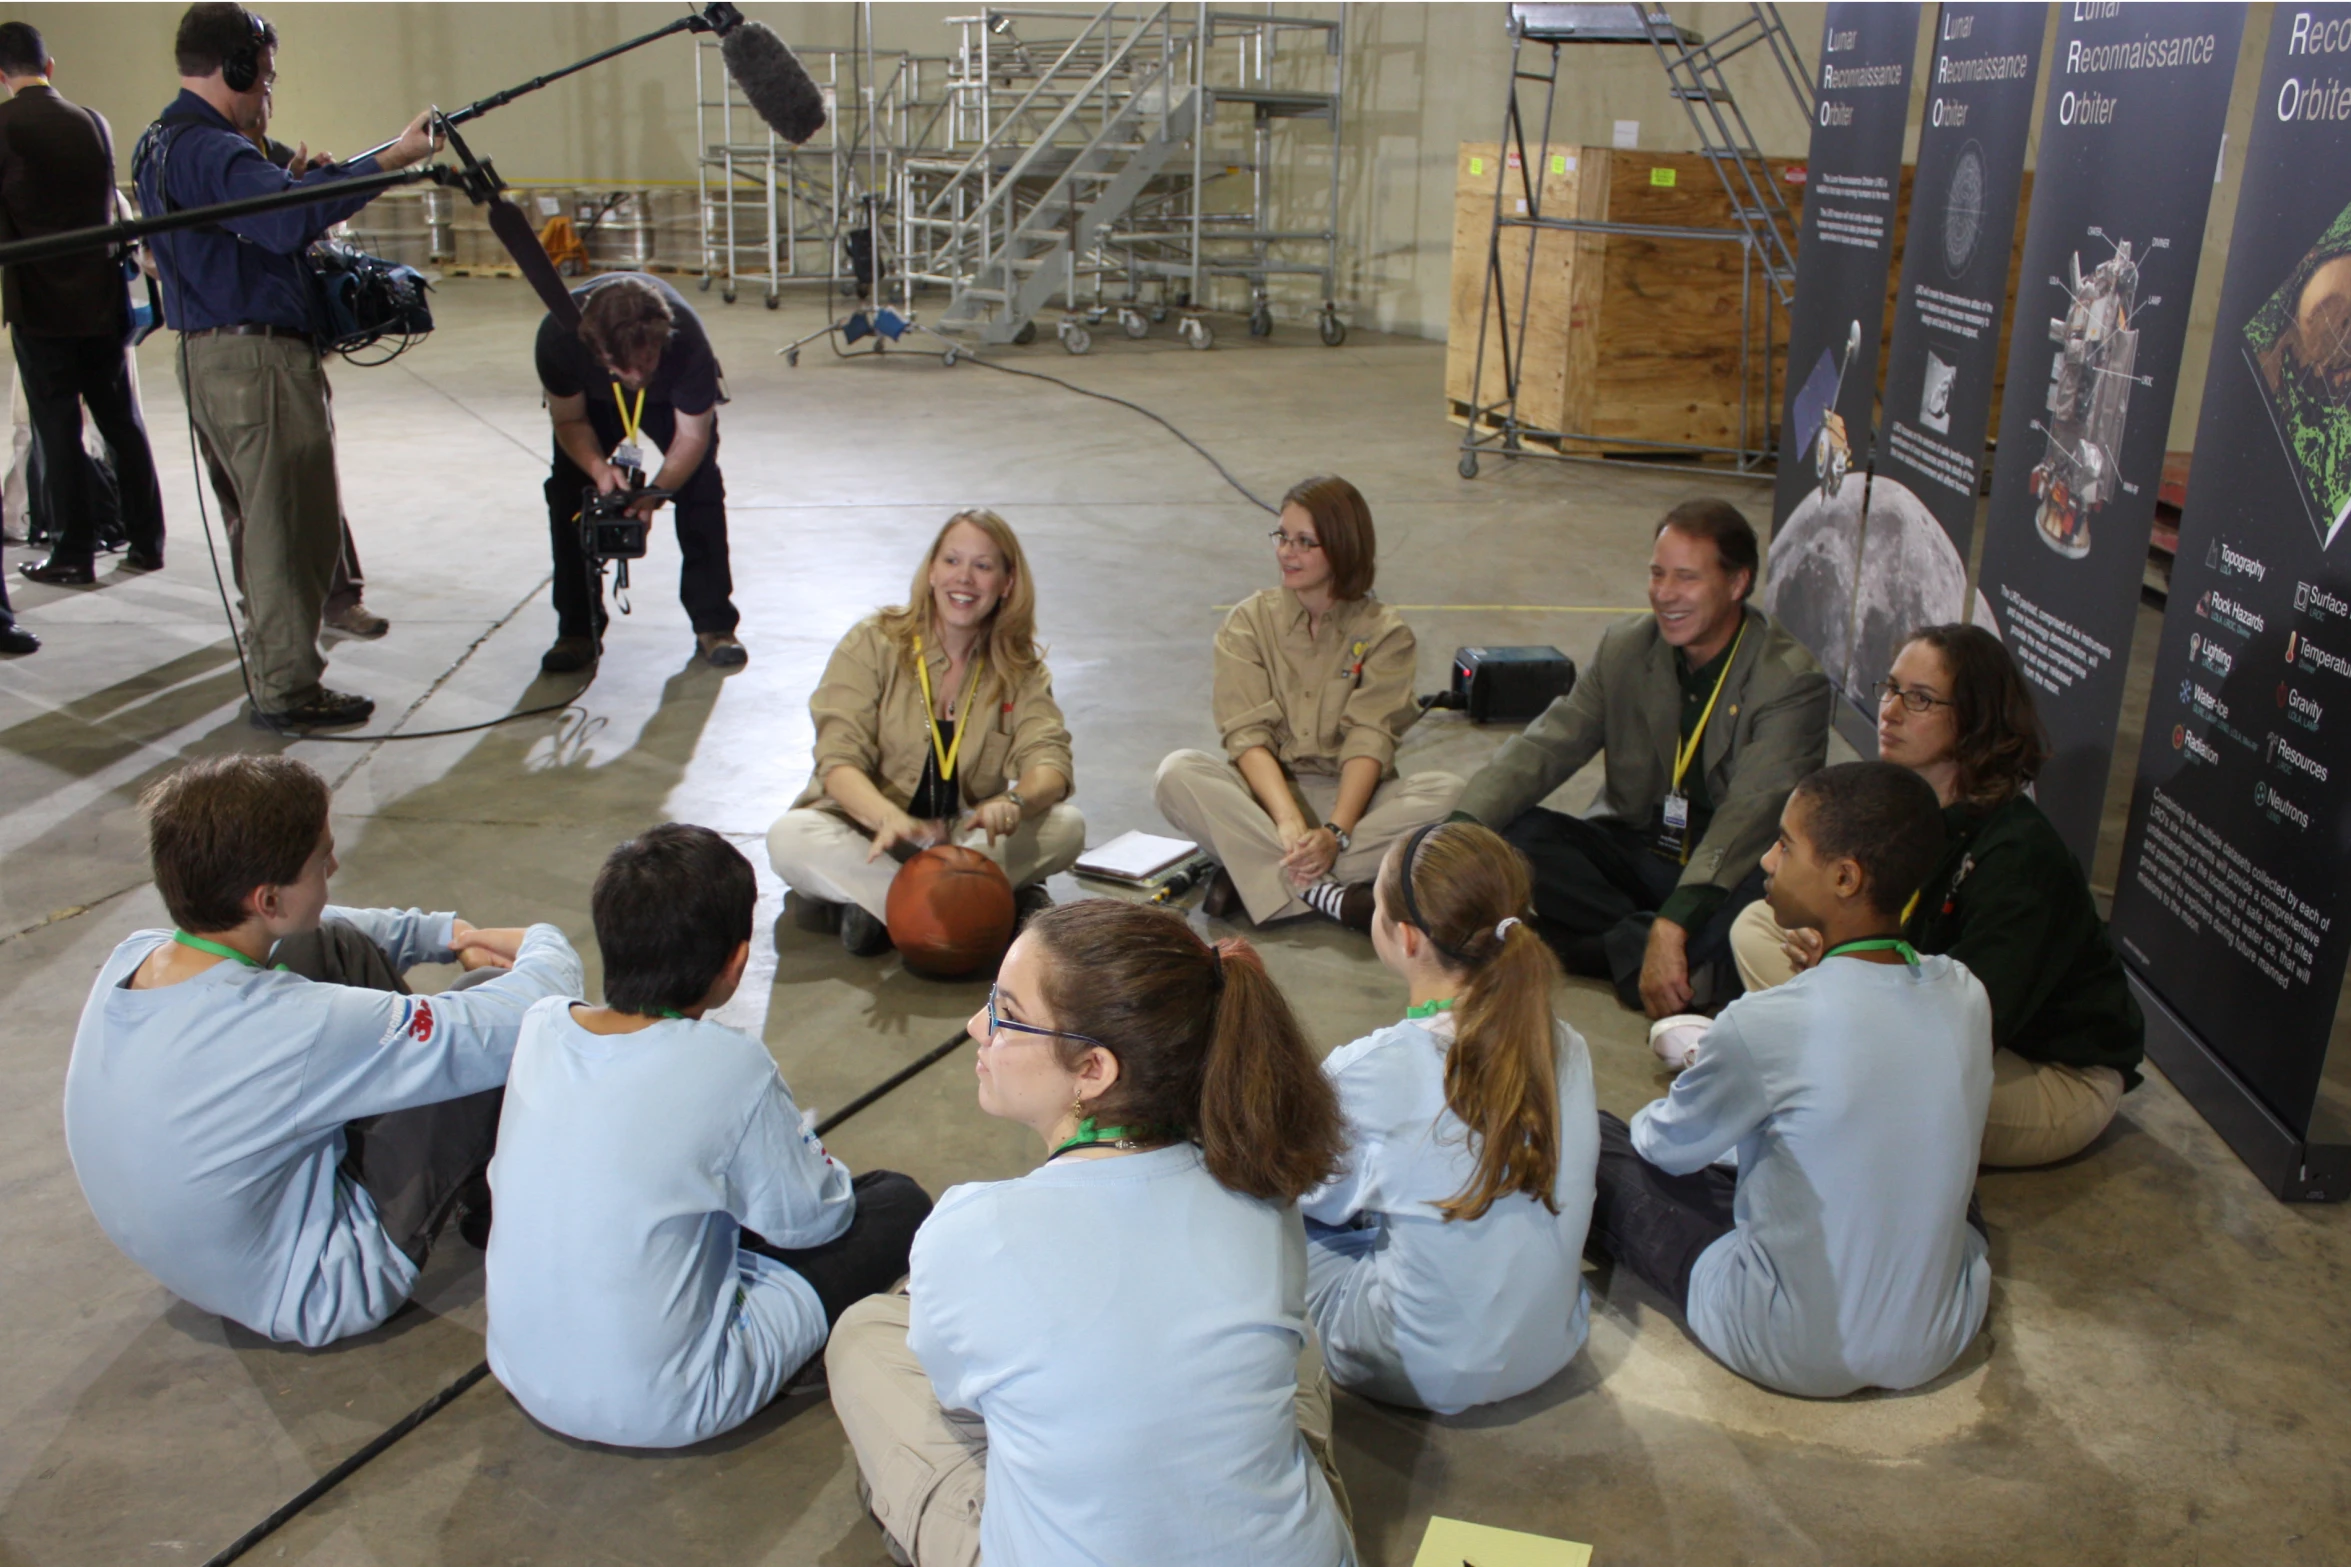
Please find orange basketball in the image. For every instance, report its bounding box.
[886,845,1017,979]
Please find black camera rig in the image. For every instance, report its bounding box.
[578,472,674,611]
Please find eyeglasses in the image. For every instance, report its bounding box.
[1268,529,1322,553]
[1874,679,1955,714]
[984,984,1108,1050]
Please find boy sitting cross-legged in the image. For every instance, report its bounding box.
[64,755,583,1347]
[1586,761,1993,1398]
[486,823,931,1448]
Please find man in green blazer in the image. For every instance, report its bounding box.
[1455,500,1831,1017]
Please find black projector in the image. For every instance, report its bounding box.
[1423,646,1577,723]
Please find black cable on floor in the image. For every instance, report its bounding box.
[850,345,1279,515]
[197,1026,973,1567]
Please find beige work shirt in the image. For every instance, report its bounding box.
[791,614,1075,816]
[1212,588,1422,778]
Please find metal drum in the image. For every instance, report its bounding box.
[578,191,656,271]
[344,190,436,268]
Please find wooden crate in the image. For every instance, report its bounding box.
[1447,149,2034,457]
[1447,145,1801,453]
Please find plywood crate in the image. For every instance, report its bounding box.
[1447,145,1802,453]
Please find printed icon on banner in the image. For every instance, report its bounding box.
[1921,351,1957,435]
[2288,629,2301,663]
[2032,232,2161,560]
[2209,539,2222,569]
[2266,733,2280,765]
[2242,197,2351,549]
[2190,633,2203,659]
[2279,681,2291,707]
[2171,724,2185,749]
[2255,780,2269,807]
[2298,580,2312,610]
[1942,142,1987,276]
[2181,679,2195,705]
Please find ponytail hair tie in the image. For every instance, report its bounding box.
[1494,916,1521,941]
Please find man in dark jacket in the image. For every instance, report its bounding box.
[0,21,167,591]
[132,4,436,728]
[1453,500,1832,1016]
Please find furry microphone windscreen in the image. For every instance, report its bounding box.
[720,22,827,145]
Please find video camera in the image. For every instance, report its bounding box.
[578,470,674,610]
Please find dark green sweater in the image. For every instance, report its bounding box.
[1904,793,2144,1088]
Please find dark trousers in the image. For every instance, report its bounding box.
[1589,1111,1990,1317]
[199,427,367,617]
[12,329,164,562]
[1502,807,1763,1009]
[1588,1110,1739,1313]
[743,1169,933,1325]
[272,918,503,1268]
[545,442,736,640]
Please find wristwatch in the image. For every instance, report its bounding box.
[1003,785,1026,814]
[1324,821,1352,852]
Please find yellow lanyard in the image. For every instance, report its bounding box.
[611,383,645,445]
[1671,621,1746,794]
[912,633,984,783]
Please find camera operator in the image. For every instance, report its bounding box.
[132,4,440,729]
[535,272,744,674]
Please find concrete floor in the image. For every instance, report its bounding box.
[1,280,2345,1567]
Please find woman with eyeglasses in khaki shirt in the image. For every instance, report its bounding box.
[767,509,1083,958]
[1155,476,1462,931]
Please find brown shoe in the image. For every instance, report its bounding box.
[1202,867,1240,919]
[697,632,748,669]
[325,601,390,639]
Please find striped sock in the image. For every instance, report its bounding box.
[1300,879,1349,921]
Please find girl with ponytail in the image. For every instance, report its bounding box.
[825,900,1355,1567]
[1299,821,1600,1415]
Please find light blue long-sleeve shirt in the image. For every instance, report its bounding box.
[1631,953,1993,1398]
[485,998,854,1449]
[62,909,583,1347]
[1300,1013,1599,1414]
[909,1144,1354,1567]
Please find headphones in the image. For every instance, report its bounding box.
[220,8,268,94]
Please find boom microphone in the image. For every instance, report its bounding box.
[717,20,828,145]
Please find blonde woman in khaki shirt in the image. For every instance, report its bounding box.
[767,510,1083,956]
[1155,477,1462,930]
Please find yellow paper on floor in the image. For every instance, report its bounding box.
[1412,1515,1593,1567]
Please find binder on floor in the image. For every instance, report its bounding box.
[1412,1515,1593,1567]
[1073,830,1200,885]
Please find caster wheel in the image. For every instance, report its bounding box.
[1182,318,1215,351]
[1458,452,1480,479]
[698,275,714,293]
[786,347,801,367]
[764,293,779,311]
[1061,325,1092,355]
[1149,306,1168,323]
[723,289,737,305]
[1248,306,1274,338]
[1319,311,1347,347]
[1013,320,1038,346]
[942,346,960,367]
[1121,310,1149,339]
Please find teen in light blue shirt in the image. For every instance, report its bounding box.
[65,905,580,1346]
[1302,822,1600,1414]
[1595,762,1993,1399]
[486,825,927,1450]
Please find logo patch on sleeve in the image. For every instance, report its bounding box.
[408,999,436,1043]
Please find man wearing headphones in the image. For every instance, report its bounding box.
[133,5,439,729]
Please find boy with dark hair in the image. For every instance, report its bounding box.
[63,755,582,1347]
[1587,761,1993,1397]
[486,824,930,1449]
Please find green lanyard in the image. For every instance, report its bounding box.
[1404,997,1454,1020]
[1050,1117,1143,1161]
[655,1008,685,1020]
[172,930,289,971]
[1822,936,1920,965]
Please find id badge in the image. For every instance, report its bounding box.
[1654,791,1691,862]
[611,441,644,474]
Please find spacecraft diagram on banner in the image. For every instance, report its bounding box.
[2031,229,2166,559]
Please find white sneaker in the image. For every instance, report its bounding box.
[1648,1012,1710,1071]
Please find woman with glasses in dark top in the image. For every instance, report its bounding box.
[1154,475,1461,932]
[824,900,1357,1567]
[1724,623,2143,1167]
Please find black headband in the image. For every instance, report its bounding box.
[1397,822,1472,965]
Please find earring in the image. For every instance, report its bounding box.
[1069,1094,1087,1125]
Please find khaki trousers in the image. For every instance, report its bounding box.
[766,803,1087,922]
[1729,899,2126,1166]
[1153,749,1464,924]
[825,1290,1352,1567]
[178,333,343,710]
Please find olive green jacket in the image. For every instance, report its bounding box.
[1455,606,1831,899]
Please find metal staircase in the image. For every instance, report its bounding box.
[1642,3,1811,308]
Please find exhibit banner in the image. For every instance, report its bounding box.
[1975,4,2244,867]
[1767,2,1921,538]
[2109,2,2351,1197]
[1768,2,2045,725]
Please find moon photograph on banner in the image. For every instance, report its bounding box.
[2244,201,2351,551]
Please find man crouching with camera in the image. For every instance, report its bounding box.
[537,273,744,673]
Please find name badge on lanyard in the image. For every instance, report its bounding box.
[1655,790,1692,862]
